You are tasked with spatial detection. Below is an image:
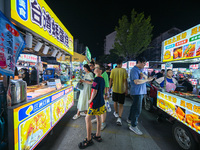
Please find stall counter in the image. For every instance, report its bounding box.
[157,91,200,134]
[7,86,74,150]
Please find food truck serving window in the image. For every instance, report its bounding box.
[9,0,74,55]
[162,24,200,62]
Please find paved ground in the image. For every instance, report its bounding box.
[35,97,182,150]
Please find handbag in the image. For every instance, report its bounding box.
[77,82,84,90]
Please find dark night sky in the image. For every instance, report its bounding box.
[45,0,200,58]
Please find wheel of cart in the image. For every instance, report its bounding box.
[172,121,199,150]
[143,94,153,111]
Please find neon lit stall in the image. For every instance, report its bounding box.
[158,23,200,149]
[0,0,74,149]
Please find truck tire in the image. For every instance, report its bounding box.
[172,122,198,150]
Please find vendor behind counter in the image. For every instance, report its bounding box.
[178,76,193,93]
[155,69,193,93]
[30,67,37,85]
[22,68,30,86]
[155,69,178,92]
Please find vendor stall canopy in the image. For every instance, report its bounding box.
[4,0,74,59]
[57,52,87,64]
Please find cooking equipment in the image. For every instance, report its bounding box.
[19,80,27,102]
[9,80,27,105]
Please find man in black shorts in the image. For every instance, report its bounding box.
[109,59,128,126]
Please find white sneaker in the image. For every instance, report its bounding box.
[129,126,143,135]
[113,112,119,118]
[126,119,131,124]
[80,112,86,117]
[73,114,80,120]
[116,117,122,126]
[101,122,107,130]
[91,118,97,124]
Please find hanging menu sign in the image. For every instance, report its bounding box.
[0,11,25,76]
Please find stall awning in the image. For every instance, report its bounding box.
[42,57,60,65]
[57,52,86,63]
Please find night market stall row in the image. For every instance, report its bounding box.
[57,51,88,100]
[0,0,74,150]
[158,24,200,150]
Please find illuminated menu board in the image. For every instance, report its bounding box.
[162,24,200,62]
[12,86,73,150]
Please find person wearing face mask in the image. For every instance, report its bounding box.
[155,69,178,92]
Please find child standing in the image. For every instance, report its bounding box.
[78,64,106,149]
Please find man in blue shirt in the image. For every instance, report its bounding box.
[127,57,153,135]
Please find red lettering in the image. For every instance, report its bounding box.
[65,87,73,94]
[6,24,19,37]
[175,39,188,46]
[0,47,5,52]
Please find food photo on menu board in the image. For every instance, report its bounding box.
[183,43,196,58]
[52,98,65,126]
[195,41,200,56]
[162,24,200,62]
[19,107,51,150]
[175,106,200,131]
[163,49,172,60]
[173,47,183,59]
[66,92,73,111]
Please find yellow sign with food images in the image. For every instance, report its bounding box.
[12,86,74,150]
[157,91,200,133]
[19,106,51,150]
[162,24,200,62]
[51,92,74,126]
[66,92,73,111]
[52,97,65,126]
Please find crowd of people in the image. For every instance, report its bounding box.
[15,55,195,149]
[74,57,158,149]
[15,56,194,149]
